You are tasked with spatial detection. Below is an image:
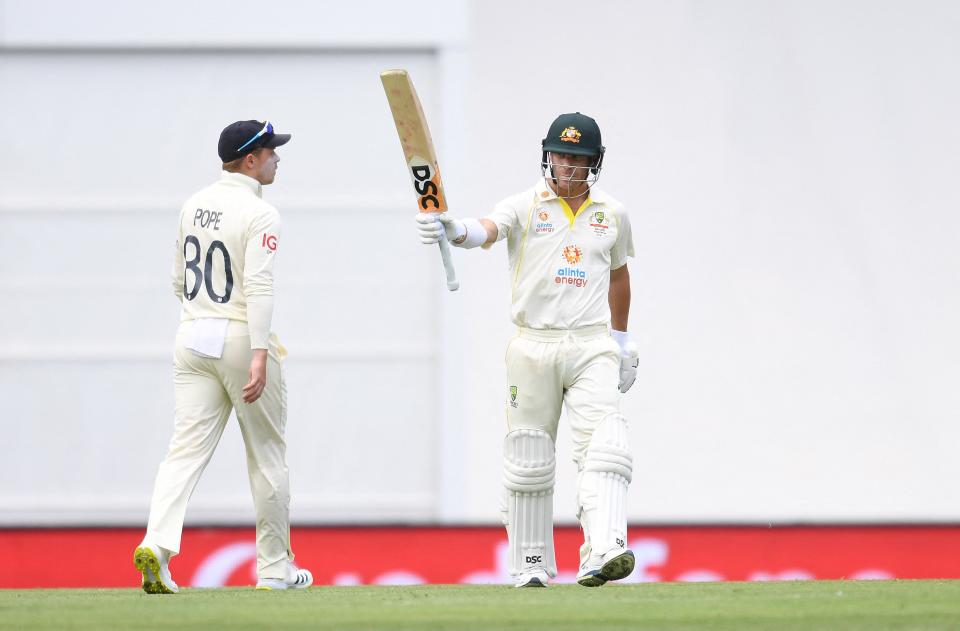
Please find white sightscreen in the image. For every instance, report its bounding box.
[0,48,444,524]
[3,0,960,526]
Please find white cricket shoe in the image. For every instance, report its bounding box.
[256,567,313,590]
[514,568,550,588]
[133,544,179,594]
[577,549,635,587]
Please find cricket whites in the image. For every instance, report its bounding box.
[380,69,459,291]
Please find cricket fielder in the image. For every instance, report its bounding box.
[416,113,638,588]
[134,120,312,593]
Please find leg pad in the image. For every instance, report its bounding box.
[502,429,557,578]
[578,414,632,558]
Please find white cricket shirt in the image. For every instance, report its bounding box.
[171,171,281,348]
[486,179,634,330]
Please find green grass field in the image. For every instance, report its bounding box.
[2,581,959,631]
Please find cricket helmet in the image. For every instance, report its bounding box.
[541,112,605,185]
[542,112,604,158]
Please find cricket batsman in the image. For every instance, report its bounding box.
[133,120,312,593]
[416,112,638,588]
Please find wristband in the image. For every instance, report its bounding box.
[611,329,630,351]
[451,217,487,249]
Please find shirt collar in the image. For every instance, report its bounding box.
[588,187,608,204]
[535,178,558,202]
[535,177,606,205]
[220,171,263,198]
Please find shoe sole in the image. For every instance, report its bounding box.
[600,550,636,582]
[133,547,176,595]
[577,571,606,588]
[577,550,636,588]
[516,577,547,588]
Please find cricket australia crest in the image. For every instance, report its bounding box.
[559,127,582,143]
[589,210,610,236]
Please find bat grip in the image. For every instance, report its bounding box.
[438,236,459,291]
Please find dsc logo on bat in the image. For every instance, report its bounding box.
[410,162,446,211]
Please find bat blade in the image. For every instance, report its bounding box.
[381,69,459,291]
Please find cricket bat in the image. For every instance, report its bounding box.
[380,69,459,291]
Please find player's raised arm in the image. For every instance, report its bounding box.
[415,213,498,248]
[415,189,528,250]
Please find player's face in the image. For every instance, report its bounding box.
[252,148,281,185]
[548,152,594,198]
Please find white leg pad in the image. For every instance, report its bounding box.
[578,414,632,557]
[501,429,557,578]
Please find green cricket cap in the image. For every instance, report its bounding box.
[541,112,604,157]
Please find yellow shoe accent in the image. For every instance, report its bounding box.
[133,546,176,595]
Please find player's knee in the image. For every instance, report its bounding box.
[584,413,632,482]
[503,428,556,493]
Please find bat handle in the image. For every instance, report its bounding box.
[437,236,459,291]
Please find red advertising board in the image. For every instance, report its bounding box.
[2,526,960,588]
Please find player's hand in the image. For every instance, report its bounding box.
[416,212,465,244]
[611,330,639,394]
[243,349,269,403]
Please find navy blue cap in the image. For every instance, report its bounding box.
[218,120,291,162]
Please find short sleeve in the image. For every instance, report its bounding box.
[610,207,634,270]
[485,191,526,242]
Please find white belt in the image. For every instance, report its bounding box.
[516,324,609,342]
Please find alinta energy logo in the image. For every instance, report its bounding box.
[556,245,587,288]
[535,208,554,234]
[562,245,582,265]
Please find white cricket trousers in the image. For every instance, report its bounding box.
[145,320,294,580]
[505,325,621,465]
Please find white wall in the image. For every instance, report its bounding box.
[0,0,470,524]
[454,0,960,523]
[2,0,959,525]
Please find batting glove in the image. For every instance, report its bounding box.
[611,330,639,393]
[415,212,465,245]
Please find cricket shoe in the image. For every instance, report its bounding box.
[133,544,179,594]
[577,549,635,587]
[256,567,313,590]
[514,568,550,588]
